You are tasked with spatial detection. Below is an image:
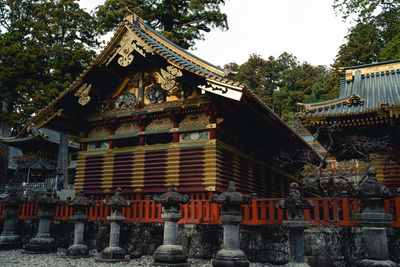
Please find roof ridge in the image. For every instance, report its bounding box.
[124,15,229,78]
[344,59,400,70]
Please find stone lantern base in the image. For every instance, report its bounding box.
[24,237,57,253]
[212,248,249,267]
[0,234,22,249]
[96,246,129,262]
[67,244,89,257]
[152,263,190,267]
[283,263,310,267]
[152,244,190,267]
[356,259,398,267]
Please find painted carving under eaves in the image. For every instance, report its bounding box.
[145,83,166,104]
[115,93,137,108]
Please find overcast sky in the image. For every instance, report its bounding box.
[79,0,352,68]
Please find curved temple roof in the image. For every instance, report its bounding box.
[298,59,400,118]
[0,123,79,152]
[26,12,319,163]
[30,13,244,127]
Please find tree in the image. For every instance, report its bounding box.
[341,134,392,169]
[95,0,228,49]
[0,0,99,133]
[231,52,298,108]
[326,0,400,99]
[333,0,400,22]
[272,62,330,119]
[333,0,400,62]
[226,53,330,118]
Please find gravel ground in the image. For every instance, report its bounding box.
[0,249,271,267]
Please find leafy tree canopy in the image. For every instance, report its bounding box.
[0,0,99,133]
[333,0,400,22]
[333,0,400,63]
[325,1,400,99]
[95,0,228,49]
[225,53,330,120]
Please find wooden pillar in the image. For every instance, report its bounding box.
[167,109,184,143]
[138,70,145,102]
[57,132,69,185]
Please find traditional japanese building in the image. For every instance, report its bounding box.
[297,59,400,189]
[0,124,79,185]
[29,13,318,198]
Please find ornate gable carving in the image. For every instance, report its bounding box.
[105,29,154,67]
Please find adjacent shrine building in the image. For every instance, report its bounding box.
[29,14,318,198]
[298,60,400,189]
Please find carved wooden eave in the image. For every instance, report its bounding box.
[30,13,246,134]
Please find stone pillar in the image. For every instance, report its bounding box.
[25,189,59,253]
[152,184,190,267]
[355,168,397,267]
[66,190,94,257]
[276,182,315,267]
[0,188,22,249]
[211,181,250,267]
[98,188,130,262]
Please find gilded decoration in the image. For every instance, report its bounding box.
[181,131,209,142]
[115,122,140,135]
[346,94,365,107]
[180,114,209,129]
[146,118,173,132]
[171,86,194,100]
[88,127,109,138]
[159,66,183,91]
[74,83,91,106]
[201,81,228,94]
[106,29,153,67]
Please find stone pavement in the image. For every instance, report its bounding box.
[0,249,271,266]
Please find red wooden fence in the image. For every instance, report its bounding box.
[1,197,399,227]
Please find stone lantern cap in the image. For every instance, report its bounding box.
[211,181,250,205]
[276,183,315,210]
[356,168,394,199]
[104,188,130,208]
[35,189,61,208]
[66,190,94,208]
[153,184,189,207]
[0,188,21,207]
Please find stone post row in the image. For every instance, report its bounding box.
[25,189,60,253]
[0,188,22,249]
[66,190,94,257]
[98,188,130,262]
[152,184,190,267]
[355,168,397,267]
[211,181,250,267]
[276,182,314,267]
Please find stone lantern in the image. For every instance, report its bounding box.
[152,184,190,267]
[99,188,130,262]
[25,188,60,253]
[276,182,315,267]
[66,190,94,257]
[355,168,397,267]
[211,181,250,267]
[0,188,22,249]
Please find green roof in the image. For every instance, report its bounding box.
[298,67,400,117]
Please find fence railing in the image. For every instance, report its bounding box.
[1,197,399,227]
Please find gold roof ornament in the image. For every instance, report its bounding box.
[346,94,365,107]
